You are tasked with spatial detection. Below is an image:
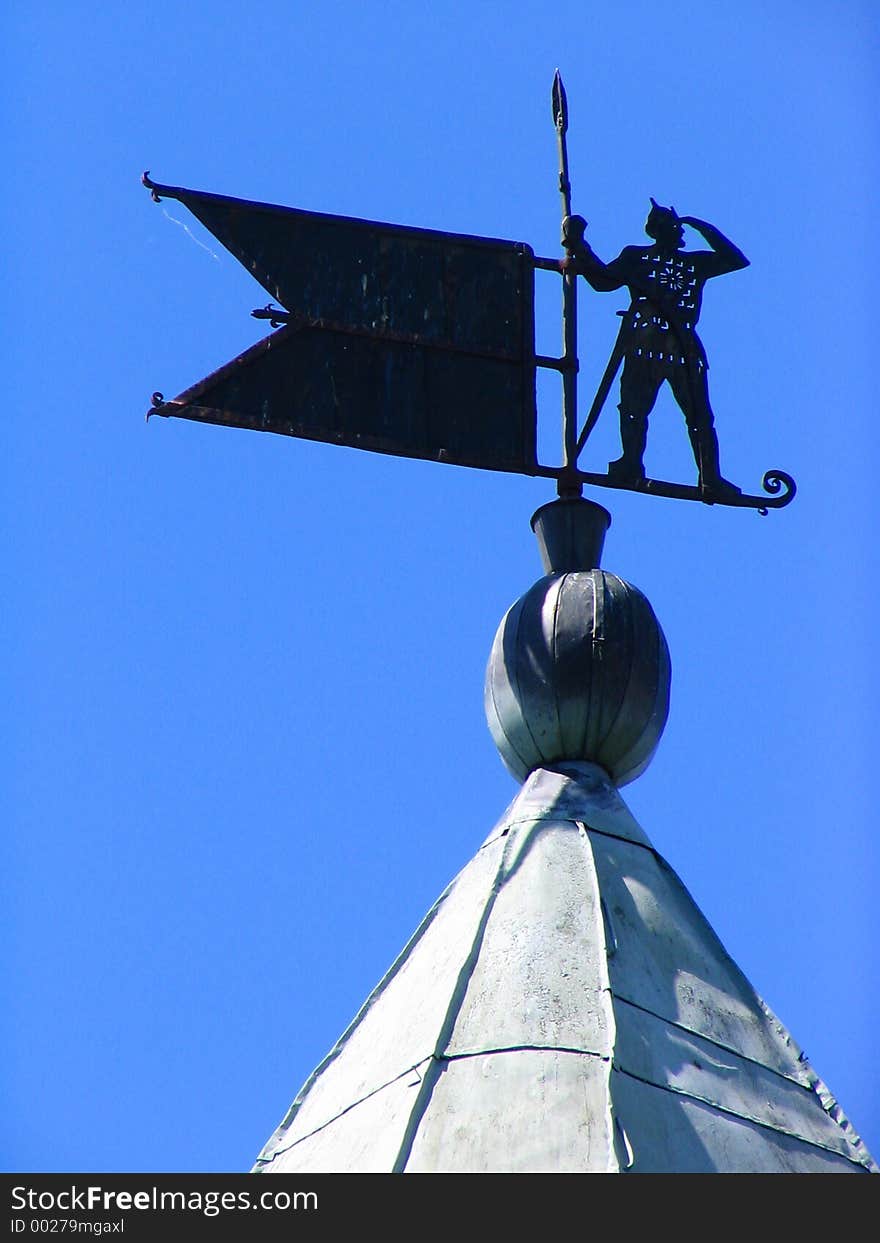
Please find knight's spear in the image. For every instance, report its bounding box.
[553,70,581,496]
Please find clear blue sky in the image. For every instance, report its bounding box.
[3,1,877,1172]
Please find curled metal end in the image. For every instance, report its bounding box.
[142,170,162,203]
[251,304,292,329]
[762,468,797,507]
[146,391,165,422]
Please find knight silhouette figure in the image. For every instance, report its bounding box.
[563,202,748,498]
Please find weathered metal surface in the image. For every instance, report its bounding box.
[403,1050,614,1173]
[144,176,537,476]
[446,821,611,1057]
[150,320,534,474]
[254,765,874,1173]
[611,1073,868,1174]
[261,1058,434,1174]
[531,496,611,573]
[485,570,670,786]
[144,178,529,352]
[482,761,653,849]
[614,1001,859,1158]
[588,829,814,1075]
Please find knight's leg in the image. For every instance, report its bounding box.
[671,366,741,497]
[608,359,656,484]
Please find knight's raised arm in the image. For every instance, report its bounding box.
[679,216,749,272]
[561,215,626,291]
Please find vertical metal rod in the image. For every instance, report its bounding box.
[561,268,578,469]
[553,70,582,497]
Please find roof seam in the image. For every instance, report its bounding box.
[254,874,457,1155]
[612,993,833,1095]
[254,1056,433,1164]
[610,1065,873,1168]
[492,814,655,855]
[442,1043,611,1063]
[600,576,638,762]
[256,1045,616,1167]
[390,829,515,1172]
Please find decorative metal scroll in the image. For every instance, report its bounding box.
[143,75,795,512]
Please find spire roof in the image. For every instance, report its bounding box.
[254,763,875,1173]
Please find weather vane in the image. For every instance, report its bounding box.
[143,72,795,513]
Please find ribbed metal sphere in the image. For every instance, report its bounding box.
[485,571,670,787]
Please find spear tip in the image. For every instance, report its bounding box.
[552,69,568,132]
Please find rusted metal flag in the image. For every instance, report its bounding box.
[143,176,542,479]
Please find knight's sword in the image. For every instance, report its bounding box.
[574,316,628,459]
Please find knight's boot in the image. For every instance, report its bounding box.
[608,411,648,485]
[689,425,741,498]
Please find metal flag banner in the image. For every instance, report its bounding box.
[144,179,539,477]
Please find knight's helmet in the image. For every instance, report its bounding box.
[645,197,679,240]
